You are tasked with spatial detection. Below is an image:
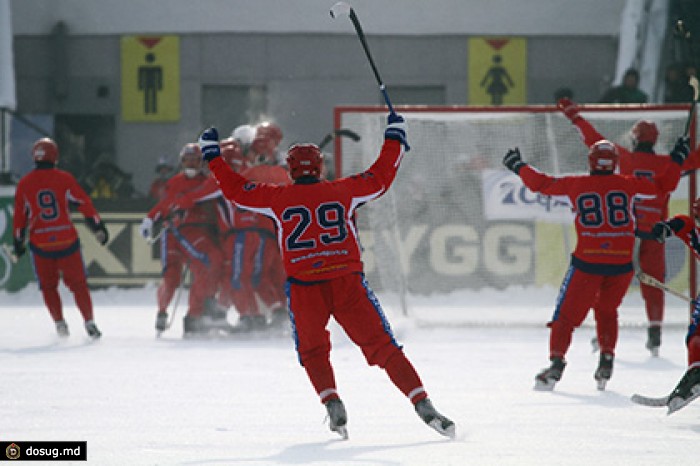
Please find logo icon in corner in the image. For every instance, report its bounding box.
[6,442,20,460]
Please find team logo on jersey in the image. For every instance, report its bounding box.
[243,182,258,191]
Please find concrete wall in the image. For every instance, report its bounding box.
[9,1,626,193]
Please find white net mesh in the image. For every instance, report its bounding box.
[336,105,695,325]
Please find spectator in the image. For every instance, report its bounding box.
[149,157,175,201]
[663,63,694,103]
[599,68,648,104]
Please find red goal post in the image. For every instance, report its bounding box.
[333,104,697,325]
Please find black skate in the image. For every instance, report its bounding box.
[55,320,69,338]
[667,367,700,415]
[534,357,566,391]
[85,320,102,339]
[594,353,614,391]
[414,398,456,439]
[645,327,661,357]
[202,298,233,331]
[155,312,168,334]
[230,315,267,334]
[268,307,289,330]
[325,398,348,439]
[182,315,204,338]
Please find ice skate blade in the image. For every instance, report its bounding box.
[596,379,607,391]
[667,387,700,415]
[427,419,456,439]
[534,380,556,391]
[331,425,348,440]
[648,347,659,358]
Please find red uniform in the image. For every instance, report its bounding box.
[146,171,222,320]
[655,214,700,367]
[571,116,676,328]
[519,163,681,359]
[174,174,264,323]
[238,164,291,314]
[13,165,103,326]
[209,139,431,407]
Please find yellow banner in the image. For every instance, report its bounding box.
[468,37,526,105]
[121,35,180,122]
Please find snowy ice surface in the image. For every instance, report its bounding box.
[1,283,697,465]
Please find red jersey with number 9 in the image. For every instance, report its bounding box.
[13,167,101,252]
[209,139,405,281]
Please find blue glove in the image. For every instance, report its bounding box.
[384,113,410,150]
[199,127,221,162]
[670,136,690,165]
[503,148,526,174]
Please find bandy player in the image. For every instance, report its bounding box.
[13,137,109,339]
[197,113,455,439]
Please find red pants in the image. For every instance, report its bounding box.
[288,273,426,404]
[158,227,221,317]
[31,248,94,323]
[218,232,261,317]
[637,238,665,327]
[219,230,286,317]
[549,266,633,358]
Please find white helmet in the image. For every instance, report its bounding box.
[231,124,256,147]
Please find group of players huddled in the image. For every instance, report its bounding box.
[139,121,291,337]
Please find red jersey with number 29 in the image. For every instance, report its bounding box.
[519,164,680,266]
[13,167,101,252]
[209,139,405,281]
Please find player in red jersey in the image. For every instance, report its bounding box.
[558,97,681,356]
[139,143,222,337]
[197,113,455,439]
[12,138,109,339]
[240,127,292,328]
[648,198,700,413]
[172,138,268,332]
[503,137,688,391]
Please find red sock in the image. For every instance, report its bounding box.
[42,288,63,321]
[384,352,427,404]
[73,286,94,321]
[303,354,338,403]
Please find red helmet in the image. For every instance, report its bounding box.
[249,136,277,165]
[220,138,248,173]
[256,121,283,146]
[631,120,659,145]
[286,143,323,180]
[32,138,59,164]
[588,139,619,173]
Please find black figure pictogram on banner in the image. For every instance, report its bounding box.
[480,54,514,105]
[138,52,163,114]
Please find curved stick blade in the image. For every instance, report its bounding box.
[330,1,352,19]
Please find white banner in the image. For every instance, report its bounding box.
[0,0,16,110]
[481,169,574,223]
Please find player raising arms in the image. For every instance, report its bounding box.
[645,199,700,413]
[503,137,689,391]
[197,113,455,439]
[13,138,109,339]
[558,97,681,356]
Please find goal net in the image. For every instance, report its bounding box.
[334,104,696,327]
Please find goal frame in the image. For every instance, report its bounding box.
[334,103,698,305]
